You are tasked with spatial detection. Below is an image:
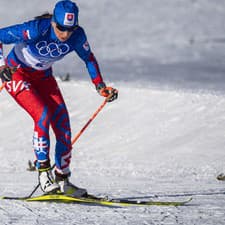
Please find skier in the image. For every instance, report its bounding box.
[0,0,118,197]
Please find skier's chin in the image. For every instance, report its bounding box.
[58,37,68,42]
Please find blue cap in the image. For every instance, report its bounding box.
[53,0,79,27]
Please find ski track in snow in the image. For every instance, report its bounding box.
[0,81,225,225]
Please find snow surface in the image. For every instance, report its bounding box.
[1,0,225,224]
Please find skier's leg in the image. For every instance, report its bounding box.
[5,69,59,193]
[5,70,51,162]
[35,75,87,197]
[33,76,72,174]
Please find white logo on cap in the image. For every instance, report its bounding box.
[64,13,75,26]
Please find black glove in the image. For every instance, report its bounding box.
[0,66,13,82]
[104,88,118,102]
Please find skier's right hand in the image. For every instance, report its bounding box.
[0,65,14,82]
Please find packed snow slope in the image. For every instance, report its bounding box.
[0,0,225,225]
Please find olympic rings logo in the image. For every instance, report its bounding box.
[35,41,70,58]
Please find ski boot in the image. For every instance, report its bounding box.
[55,172,87,198]
[38,161,60,194]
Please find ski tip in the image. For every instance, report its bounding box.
[1,196,28,200]
[0,196,14,200]
[186,197,193,203]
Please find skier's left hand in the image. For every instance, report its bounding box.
[96,83,118,102]
[0,66,16,82]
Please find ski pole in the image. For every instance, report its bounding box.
[70,87,119,144]
[71,98,107,145]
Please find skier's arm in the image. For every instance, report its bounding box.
[75,44,104,86]
[0,20,42,63]
[74,28,118,101]
[77,47,118,102]
[0,20,42,81]
[0,20,40,44]
[83,50,118,102]
[0,22,31,81]
[72,27,104,86]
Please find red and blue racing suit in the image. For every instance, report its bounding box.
[0,18,104,175]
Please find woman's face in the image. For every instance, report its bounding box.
[51,21,73,42]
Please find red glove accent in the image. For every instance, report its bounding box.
[99,87,118,102]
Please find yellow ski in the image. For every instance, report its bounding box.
[1,194,192,207]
